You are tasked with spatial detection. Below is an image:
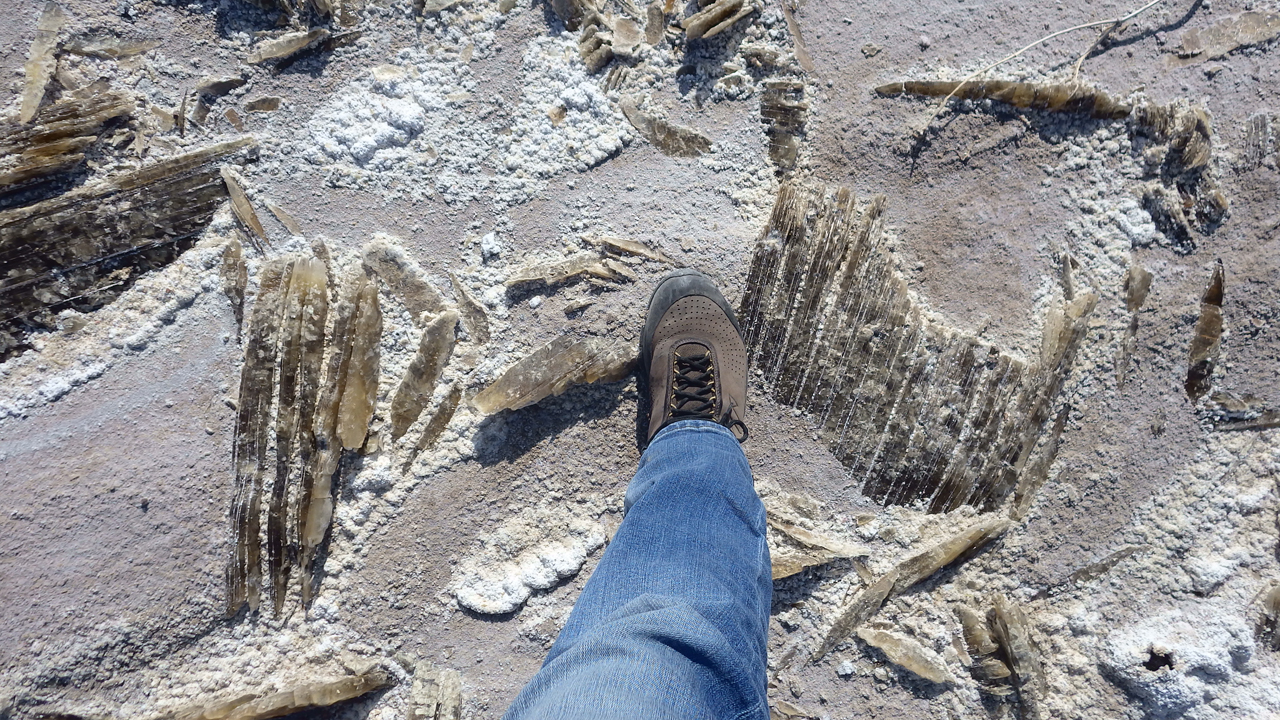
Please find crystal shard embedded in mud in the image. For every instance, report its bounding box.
[472,335,635,415]
[390,310,458,441]
[740,183,1093,513]
[20,2,66,124]
[1185,261,1224,401]
[268,258,328,616]
[1,91,134,199]
[989,595,1048,720]
[227,260,288,617]
[168,669,392,720]
[812,569,899,661]
[856,628,954,684]
[221,235,247,328]
[619,98,712,158]
[0,137,256,361]
[761,80,808,170]
[337,276,382,449]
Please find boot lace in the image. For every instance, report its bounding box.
[669,350,749,443]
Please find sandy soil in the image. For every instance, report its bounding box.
[1,0,1278,718]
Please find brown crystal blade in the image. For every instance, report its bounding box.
[20,3,66,124]
[875,79,1132,119]
[619,98,712,158]
[363,237,446,322]
[390,310,458,441]
[472,335,635,415]
[336,277,382,449]
[1185,261,1225,401]
[226,260,288,617]
[449,273,490,345]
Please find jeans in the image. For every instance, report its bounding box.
[502,420,772,720]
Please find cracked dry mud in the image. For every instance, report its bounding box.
[1,0,1279,719]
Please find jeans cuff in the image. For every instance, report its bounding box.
[648,418,737,446]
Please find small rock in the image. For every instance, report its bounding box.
[480,232,502,262]
[836,660,855,678]
[528,296,544,309]
[918,34,931,49]
[861,43,881,58]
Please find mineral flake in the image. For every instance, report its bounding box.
[957,605,1013,696]
[989,595,1047,720]
[856,628,954,684]
[875,80,1132,119]
[504,251,625,288]
[619,97,712,158]
[472,335,635,415]
[812,569,899,661]
[227,260,288,617]
[246,29,330,64]
[1185,261,1224,401]
[168,670,392,720]
[1175,11,1280,62]
[410,664,462,720]
[20,2,66,124]
[740,183,1094,513]
[761,80,808,170]
[449,272,490,345]
[221,166,268,250]
[390,310,458,441]
[337,276,382,449]
[221,235,247,328]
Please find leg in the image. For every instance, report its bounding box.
[503,419,771,720]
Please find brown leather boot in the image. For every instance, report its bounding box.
[637,268,749,451]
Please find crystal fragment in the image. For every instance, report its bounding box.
[956,606,1013,695]
[221,235,247,328]
[405,383,462,470]
[436,669,462,720]
[390,310,458,441]
[472,336,635,414]
[779,0,813,72]
[264,201,303,236]
[169,670,392,720]
[856,628,954,684]
[1142,183,1195,253]
[771,699,820,719]
[578,14,614,73]
[1116,257,1153,387]
[768,514,869,580]
[196,75,248,97]
[1176,11,1280,62]
[681,0,742,39]
[1185,261,1224,401]
[449,272,490,345]
[246,29,330,64]
[300,270,363,604]
[1258,583,1280,651]
[20,3,66,124]
[619,97,712,157]
[410,663,441,720]
[245,96,282,112]
[875,80,1132,119]
[224,108,245,132]
[890,517,1009,595]
[550,0,592,31]
[645,2,665,44]
[1241,113,1276,170]
[363,236,447,322]
[62,33,159,58]
[761,80,808,169]
[1010,406,1067,520]
[0,137,256,361]
[268,258,328,616]
[989,595,1047,720]
[811,569,899,661]
[587,235,673,264]
[221,166,269,250]
[227,260,288,617]
[0,91,134,198]
[337,277,383,449]
[505,251,623,288]
[740,183,1095,512]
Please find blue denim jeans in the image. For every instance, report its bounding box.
[503,420,771,720]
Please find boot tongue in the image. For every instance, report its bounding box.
[674,341,711,357]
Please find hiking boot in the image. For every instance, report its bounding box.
[637,268,749,451]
